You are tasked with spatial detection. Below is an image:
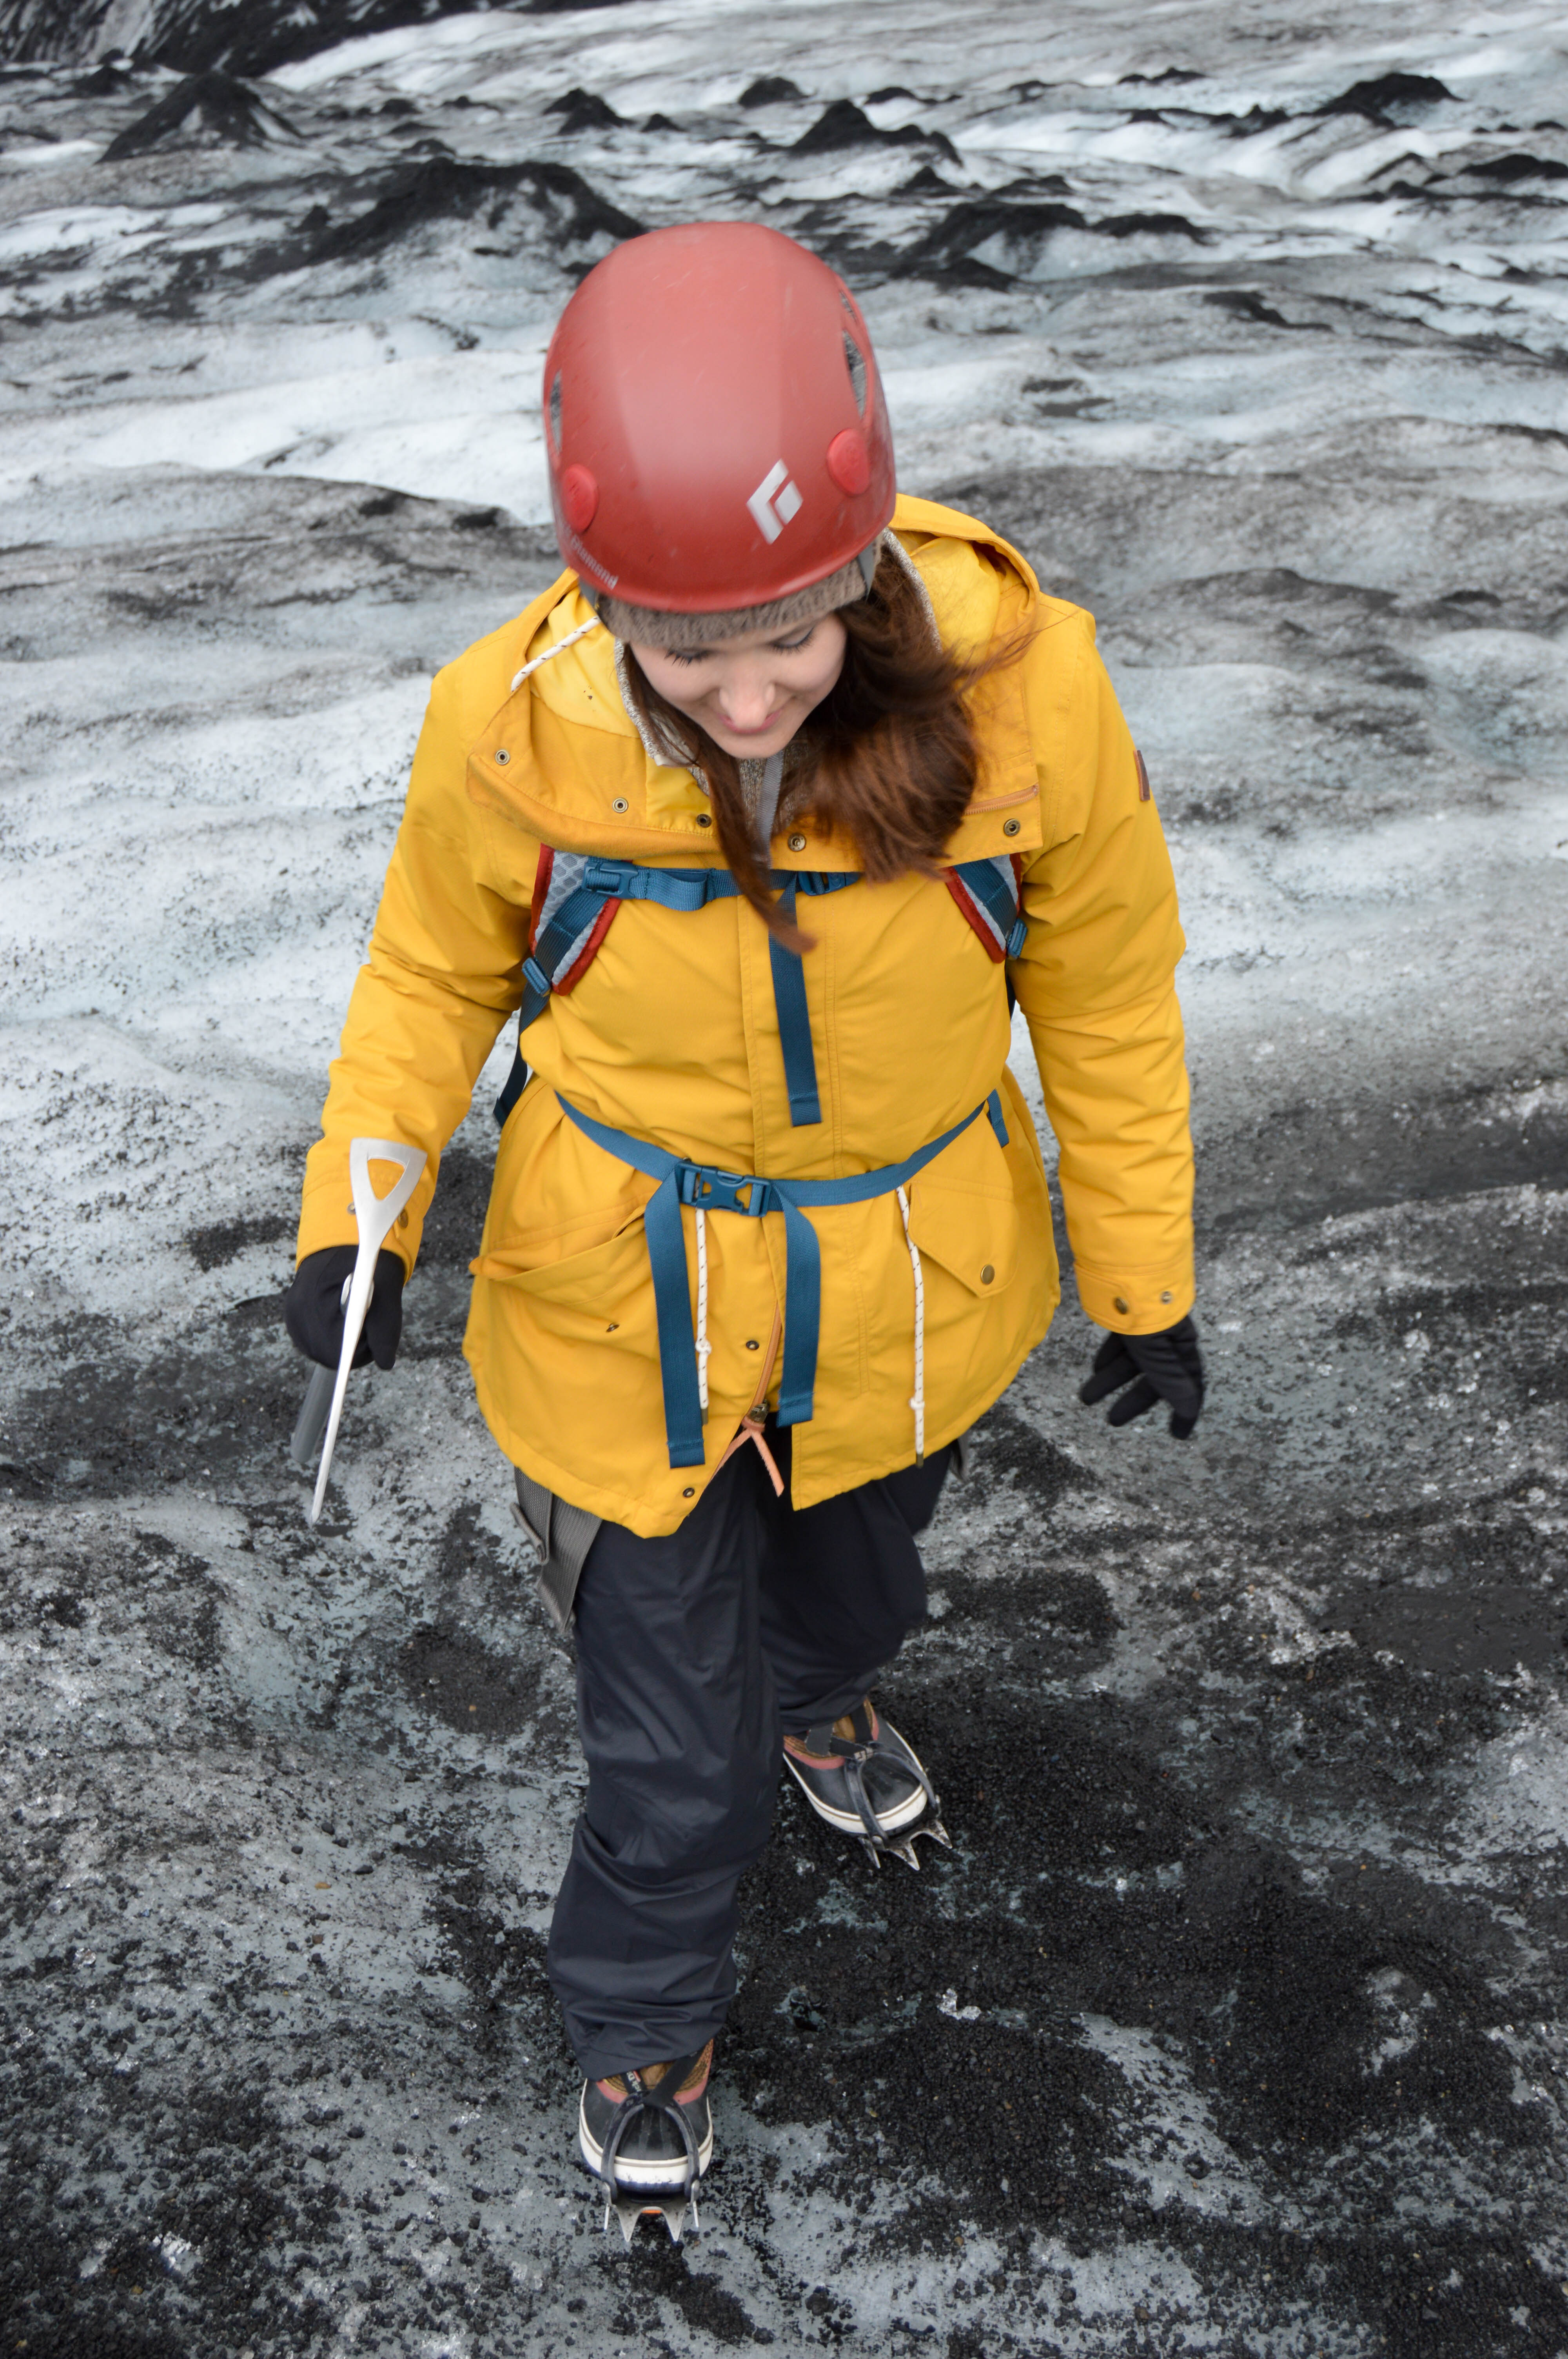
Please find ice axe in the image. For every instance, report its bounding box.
[294,1138,426,1526]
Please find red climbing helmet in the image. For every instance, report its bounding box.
[542,222,896,626]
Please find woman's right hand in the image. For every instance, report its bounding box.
[285,1246,405,1370]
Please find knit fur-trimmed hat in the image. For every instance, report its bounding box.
[592,546,878,648]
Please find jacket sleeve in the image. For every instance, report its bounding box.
[296,660,529,1275]
[1009,608,1195,1334]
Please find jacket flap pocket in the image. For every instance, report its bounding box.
[471,1212,647,1304]
[905,1177,1018,1296]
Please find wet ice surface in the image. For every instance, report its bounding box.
[2,0,1568,2352]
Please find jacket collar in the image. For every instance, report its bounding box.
[466,494,1043,864]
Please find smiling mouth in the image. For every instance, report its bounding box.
[716,715,783,738]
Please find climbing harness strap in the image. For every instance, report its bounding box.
[493,853,1022,1128]
[555,1089,1010,1470]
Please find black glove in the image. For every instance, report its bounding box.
[285,1246,405,1371]
[1079,1314,1205,1439]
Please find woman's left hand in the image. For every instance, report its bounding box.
[1079,1316,1205,1440]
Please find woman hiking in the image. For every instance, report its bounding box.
[284,221,1203,2239]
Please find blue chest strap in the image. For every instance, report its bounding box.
[494,854,1022,1129]
[495,858,856,1127]
[557,1088,1011,1468]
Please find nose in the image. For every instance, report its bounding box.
[715,663,780,732]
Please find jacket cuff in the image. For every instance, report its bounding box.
[1073,1259,1194,1335]
[297,1163,417,1277]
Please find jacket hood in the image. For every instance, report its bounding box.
[464,494,1047,869]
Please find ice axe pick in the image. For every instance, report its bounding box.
[303,1137,426,1526]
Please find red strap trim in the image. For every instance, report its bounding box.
[554,898,620,994]
[943,870,1008,963]
[528,844,554,955]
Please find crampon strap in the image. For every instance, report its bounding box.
[599,2065,703,2199]
[797,1701,940,1847]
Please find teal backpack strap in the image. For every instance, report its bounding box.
[494,858,742,1125]
[497,850,1017,1138]
[947,857,1027,960]
[764,870,856,1126]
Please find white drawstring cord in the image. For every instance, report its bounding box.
[510,611,602,693]
[694,1207,711,1412]
[895,1185,925,1465]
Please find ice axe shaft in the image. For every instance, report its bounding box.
[290,1359,336,1471]
[291,1278,351,1471]
[307,1138,426,1526]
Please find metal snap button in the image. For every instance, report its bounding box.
[612,797,629,814]
[1002,816,1020,836]
[745,1339,760,1350]
[494,749,510,765]
[788,833,807,852]
[1160,1290,1173,1304]
[980,1264,995,1285]
[695,814,712,827]
[1113,1296,1129,1315]
[681,1486,695,1498]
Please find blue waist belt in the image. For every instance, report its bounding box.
[557,1089,1010,1469]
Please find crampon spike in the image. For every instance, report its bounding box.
[887,1836,921,1871]
[606,2191,698,2245]
[925,1819,953,1848]
[662,2192,697,2242]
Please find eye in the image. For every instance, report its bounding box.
[664,649,706,667]
[774,627,816,653]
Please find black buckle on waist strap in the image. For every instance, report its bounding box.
[675,1165,775,1217]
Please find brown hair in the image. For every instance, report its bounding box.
[620,549,1022,948]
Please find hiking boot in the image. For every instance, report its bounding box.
[578,2041,714,2243]
[783,1697,950,1870]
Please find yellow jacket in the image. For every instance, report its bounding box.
[298,496,1193,1536]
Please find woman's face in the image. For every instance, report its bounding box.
[630,611,848,760]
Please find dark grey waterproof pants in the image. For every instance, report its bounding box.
[544,1432,952,2079]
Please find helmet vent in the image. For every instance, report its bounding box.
[842,334,867,415]
[548,372,563,455]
